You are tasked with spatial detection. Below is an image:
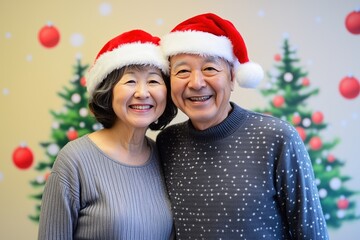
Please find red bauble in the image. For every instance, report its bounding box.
[309,136,322,150]
[327,154,336,163]
[80,77,87,87]
[339,76,360,99]
[44,172,51,181]
[273,95,285,108]
[274,54,281,62]
[67,128,78,141]
[12,145,34,169]
[337,198,349,209]
[296,127,306,141]
[38,24,60,48]
[345,10,360,34]
[312,111,324,124]
[302,77,310,87]
[292,115,301,125]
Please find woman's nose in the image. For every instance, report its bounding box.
[134,83,150,98]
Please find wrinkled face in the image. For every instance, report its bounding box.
[112,66,167,129]
[170,54,235,130]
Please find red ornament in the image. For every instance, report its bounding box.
[302,77,310,87]
[67,128,78,141]
[12,144,34,169]
[339,76,360,99]
[296,127,306,141]
[38,23,60,48]
[327,154,336,163]
[44,172,51,181]
[312,111,324,124]
[274,53,282,62]
[273,95,285,108]
[309,136,322,150]
[345,10,360,34]
[80,77,87,87]
[292,115,301,125]
[337,198,349,209]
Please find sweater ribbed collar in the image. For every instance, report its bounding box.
[186,102,248,142]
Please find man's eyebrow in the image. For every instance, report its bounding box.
[171,61,187,70]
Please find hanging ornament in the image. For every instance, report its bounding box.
[302,77,310,87]
[327,154,336,163]
[71,93,81,103]
[337,196,349,209]
[80,76,87,87]
[345,9,360,34]
[283,72,293,82]
[47,143,60,156]
[45,172,51,181]
[326,165,332,172]
[36,175,45,184]
[292,113,301,125]
[309,136,322,150]
[330,177,342,190]
[296,127,306,141]
[12,143,34,169]
[79,108,88,117]
[302,118,311,128]
[273,95,285,108]
[52,121,60,129]
[67,128,78,141]
[339,76,360,99]
[312,111,324,124]
[337,210,346,219]
[38,23,60,48]
[318,188,327,198]
[274,53,281,62]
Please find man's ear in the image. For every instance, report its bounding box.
[230,67,236,91]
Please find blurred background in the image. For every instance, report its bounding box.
[1,0,359,239]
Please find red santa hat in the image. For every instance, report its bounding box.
[161,13,264,88]
[86,29,168,99]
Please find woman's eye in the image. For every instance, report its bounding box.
[124,80,136,85]
[148,80,161,85]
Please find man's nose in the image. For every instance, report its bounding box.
[188,71,206,90]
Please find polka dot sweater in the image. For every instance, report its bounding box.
[157,103,329,240]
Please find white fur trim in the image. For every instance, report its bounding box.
[235,62,264,88]
[86,42,168,98]
[161,31,235,62]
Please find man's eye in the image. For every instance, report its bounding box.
[177,69,189,74]
[204,67,219,72]
[175,69,191,77]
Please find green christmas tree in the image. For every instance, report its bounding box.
[255,36,359,228]
[29,59,101,222]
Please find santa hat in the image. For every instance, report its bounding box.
[86,29,169,99]
[161,13,264,88]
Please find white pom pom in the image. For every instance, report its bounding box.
[236,62,264,88]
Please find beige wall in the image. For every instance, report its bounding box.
[1,0,359,239]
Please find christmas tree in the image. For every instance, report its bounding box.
[29,59,101,222]
[255,36,359,228]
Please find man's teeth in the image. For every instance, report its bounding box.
[189,96,210,101]
[130,105,151,110]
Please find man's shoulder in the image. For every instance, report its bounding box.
[159,121,186,136]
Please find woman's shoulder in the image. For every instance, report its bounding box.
[53,135,93,170]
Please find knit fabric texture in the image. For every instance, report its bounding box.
[38,135,173,240]
[157,102,329,240]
